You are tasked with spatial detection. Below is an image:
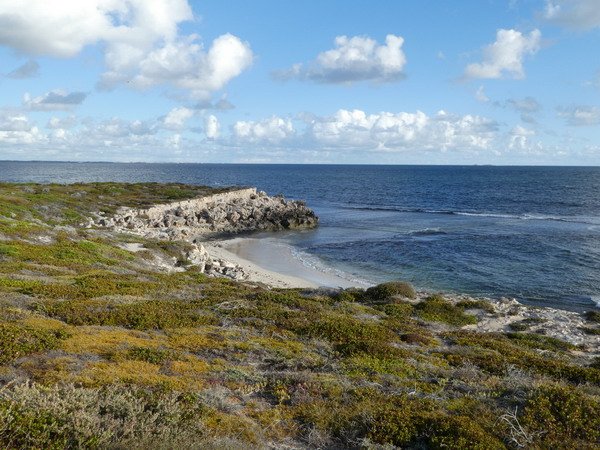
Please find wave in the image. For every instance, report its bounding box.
[286,244,372,287]
[409,228,448,236]
[340,205,600,225]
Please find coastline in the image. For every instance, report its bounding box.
[1,181,599,449]
[203,237,599,353]
[206,236,365,289]
[89,185,599,353]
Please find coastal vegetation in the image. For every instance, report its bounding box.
[0,183,598,449]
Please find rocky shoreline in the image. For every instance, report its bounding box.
[91,187,318,281]
[89,187,600,356]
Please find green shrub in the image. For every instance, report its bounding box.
[40,299,219,330]
[381,301,415,320]
[364,281,416,303]
[367,399,423,446]
[584,310,600,323]
[415,295,477,326]
[334,288,365,303]
[0,323,69,364]
[0,400,75,449]
[506,332,575,352]
[303,315,395,356]
[399,332,436,346]
[446,331,600,384]
[0,383,209,449]
[126,346,176,365]
[425,414,506,450]
[521,385,600,447]
[580,326,600,336]
[22,272,156,300]
[456,299,495,313]
[366,397,504,449]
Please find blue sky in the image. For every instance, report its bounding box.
[0,0,599,164]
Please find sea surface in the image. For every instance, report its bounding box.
[1,161,599,312]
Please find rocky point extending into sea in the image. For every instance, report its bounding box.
[90,187,318,281]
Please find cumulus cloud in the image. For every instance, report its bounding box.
[204,115,220,139]
[0,0,191,57]
[276,34,407,84]
[0,1,253,98]
[464,29,541,79]
[101,33,253,99]
[233,117,295,144]
[557,105,600,126]
[47,116,78,130]
[162,107,194,130]
[93,118,158,138]
[23,90,87,111]
[306,109,498,152]
[508,125,544,153]
[0,113,33,132]
[0,112,43,145]
[544,0,600,30]
[6,60,39,79]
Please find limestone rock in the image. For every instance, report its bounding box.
[94,188,318,240]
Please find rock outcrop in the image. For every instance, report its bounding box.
[91,188,318,282]
[92,188,318,241]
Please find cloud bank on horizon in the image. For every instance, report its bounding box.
[0,0,598,164]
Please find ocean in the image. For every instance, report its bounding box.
[2,161,599,312]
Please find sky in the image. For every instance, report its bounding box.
[0,0,599,165]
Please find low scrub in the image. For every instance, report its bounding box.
[0,323,69,364]
[364,281,416,303]
[415,295,478,326]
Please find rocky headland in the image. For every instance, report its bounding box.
[92,187,318,239]
[90,187,318,281]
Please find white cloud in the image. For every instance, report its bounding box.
[0,112,43,144]
[509,125,542,152]
[162,107,194,130]
[544,0,600,30]
[277,34,407,84]
[0,108,578,162]
[306,109,498,152]
[507,97,541,113]
[558,105,600,126]
[6,60,39,79]
[24,90,87,111]
[475,86,489,102]
[102,33,253,99]
[204,115,220,139]
[0,113,33,132]
[0,1,252,98]
[74,118,159,144]
[233,117,295,144]
[47,116,78,130]
[506,97,542,123]
[465,29,541,79]
[194,97,235,111]
[0,0,191,57]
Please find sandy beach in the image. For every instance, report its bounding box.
[204,236,364,289]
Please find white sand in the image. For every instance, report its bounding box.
[204,237,363,290]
